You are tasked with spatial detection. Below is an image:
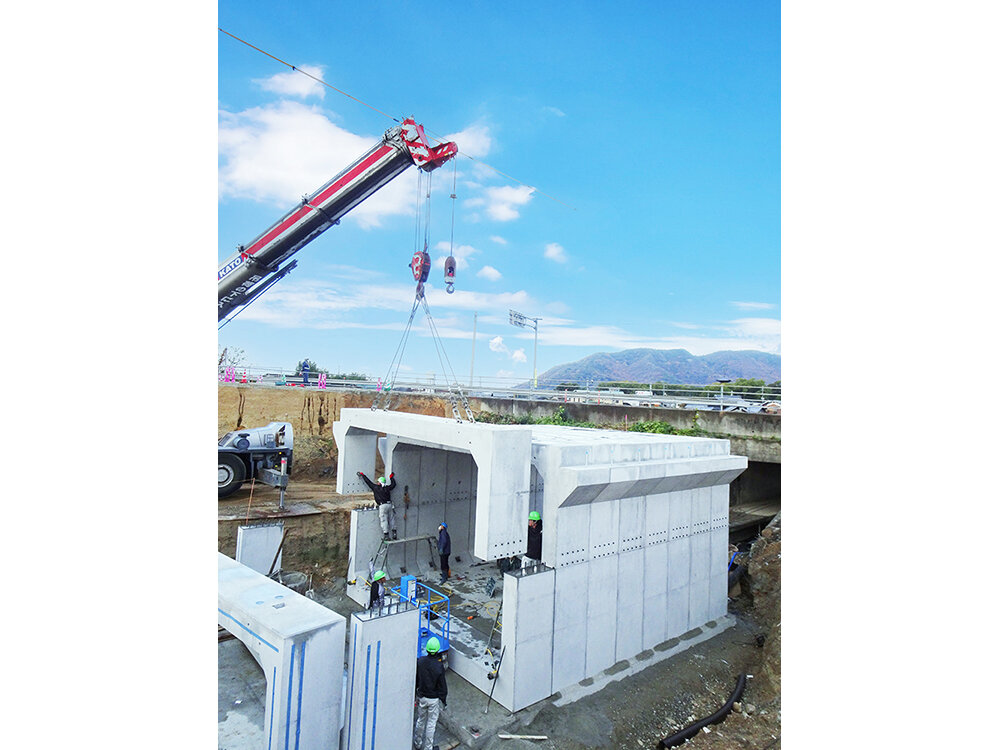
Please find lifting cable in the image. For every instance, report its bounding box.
[373,166,474,421]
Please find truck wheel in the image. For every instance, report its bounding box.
[219,453,246,498]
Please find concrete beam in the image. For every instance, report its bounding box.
[218,554,346,750]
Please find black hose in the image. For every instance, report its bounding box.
[657,673,747,749]
[728,564,747,589]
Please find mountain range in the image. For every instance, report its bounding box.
[536,349,781,386]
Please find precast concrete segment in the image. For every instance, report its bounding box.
[342,604,420,750]
[333,409,531,561]
[333,411,746,711]
[218,554,346,750]
[505,566,556,711]
[236,521,284,575]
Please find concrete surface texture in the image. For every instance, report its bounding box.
[342,603,420,750]
[218,554,346,750]
[236,521,284,575]
[332,410,747,713]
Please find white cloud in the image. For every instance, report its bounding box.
[483,185,535,221]
[219,101,427,228]
[433,242,478,270]
[731,301,776,311]
[490,235,507,245]
[543,106,566,117]
[503,316,781,356]
[478,265,502,281]
[444,122,492,158]
[488,335,529,365]
[253,66,326,99]
[544,242,568,263]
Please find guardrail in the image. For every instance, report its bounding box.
[218,366,781,412]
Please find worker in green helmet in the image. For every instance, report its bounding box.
[521,510,543,569]
[368,569,387,611]
[414,636,447,750]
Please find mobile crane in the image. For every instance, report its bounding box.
[218,117,458,321]
[218,117,457,498]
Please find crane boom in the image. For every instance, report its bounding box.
[218,117,457,321]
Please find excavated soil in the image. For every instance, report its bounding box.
[218,385,781,747]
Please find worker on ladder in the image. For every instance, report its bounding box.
[358,471,398,540]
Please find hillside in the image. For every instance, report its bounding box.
[537,348,781,386]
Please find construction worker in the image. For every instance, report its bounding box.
[358,471,398,539]
[413,636,447,750]
[437,523,451,585]
[368,570,387,610]
[521,511,542,568]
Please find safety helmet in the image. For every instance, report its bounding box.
[529,511,541,521]
[372,570,385,582]
[440,522,447,528]
[378,476,387,486]
[425,636,441,654]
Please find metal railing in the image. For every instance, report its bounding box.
[218,365,781,412]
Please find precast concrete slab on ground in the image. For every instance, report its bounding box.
[333,409,747,713]
[218,554,346,750]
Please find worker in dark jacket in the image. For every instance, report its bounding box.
[413,636,447,750]
[368,570,387,611]
[522,511,542,568]
[358,471,397,539]
[437,523,451,585]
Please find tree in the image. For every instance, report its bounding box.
[218,346,246,368]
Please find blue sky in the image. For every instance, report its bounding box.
[218,1,780,384]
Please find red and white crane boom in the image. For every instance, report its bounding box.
[218,118,457,321]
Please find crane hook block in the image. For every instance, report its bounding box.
[410,250,431,284]
[444,255,456,293]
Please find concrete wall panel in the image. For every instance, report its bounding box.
[644,493,671,549]
[585,556,618,674]
[342,605,420,750]
[334,426,378,495]
[418,449,448,505]
[551,564,589,690]
[709,572,728,621]
[688,577,710,630]
[589,501,620,560]
[690,526,711,584]
[642,543,668,649]
[507,568,555,711]
[615,548,644,661]
[666,583,690,639]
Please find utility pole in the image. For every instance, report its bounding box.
[509,309,541,389]
[469,312,477,387]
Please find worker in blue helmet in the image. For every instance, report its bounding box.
[437,522,451,585]
[414,636,447,750]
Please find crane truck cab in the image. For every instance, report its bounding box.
[218,422,293,498]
